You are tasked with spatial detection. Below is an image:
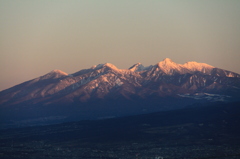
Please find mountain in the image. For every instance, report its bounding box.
[0,58,240,128]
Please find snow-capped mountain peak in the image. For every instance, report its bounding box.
[183,61,214,73]
[39,69,68,80]
[103,63,118,70]
[91,64,104,70]
[154,58,216,75]
[157,58,178,68]
[129,63,144,72]
[157,58,187,74]
[51,69,68,75]
[129,63,154,72]
[163,58,173,63]
[91,63,119,71]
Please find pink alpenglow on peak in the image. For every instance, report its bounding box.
[183,62,214,73]
[163,58,173,63]
[157,58,188,75]
[129,63,144,72]
[40,69,68,80]
[50,69,69,76]
[103,63,119,70]
[155,58,215,75]
[91,63,119,70]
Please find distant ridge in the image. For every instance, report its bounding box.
[0,58,240,128]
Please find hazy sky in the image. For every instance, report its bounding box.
[1,0,240,90]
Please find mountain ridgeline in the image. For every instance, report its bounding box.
[0,58,240,128]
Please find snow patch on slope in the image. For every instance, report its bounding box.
[178,93,231,102]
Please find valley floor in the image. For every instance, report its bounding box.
[1,102,240,159]
[1,140,240,159]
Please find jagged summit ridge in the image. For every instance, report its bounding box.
[46,59,220,76]
[127,58,216,75]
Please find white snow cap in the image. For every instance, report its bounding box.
[103,63,118,70]
[156,58,215,74]
[157,58,186,74]
[158,58,177,66]
[91,63,118,70]
[129,63,153,72]
[183,61,214,72]
[38,69,68,80]
[129,63,144,71]
[49,69,68,76]
[89,58,215,75]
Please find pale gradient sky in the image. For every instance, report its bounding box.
[1,0,240,91]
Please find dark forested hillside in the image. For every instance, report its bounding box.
[1,102,240,159]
